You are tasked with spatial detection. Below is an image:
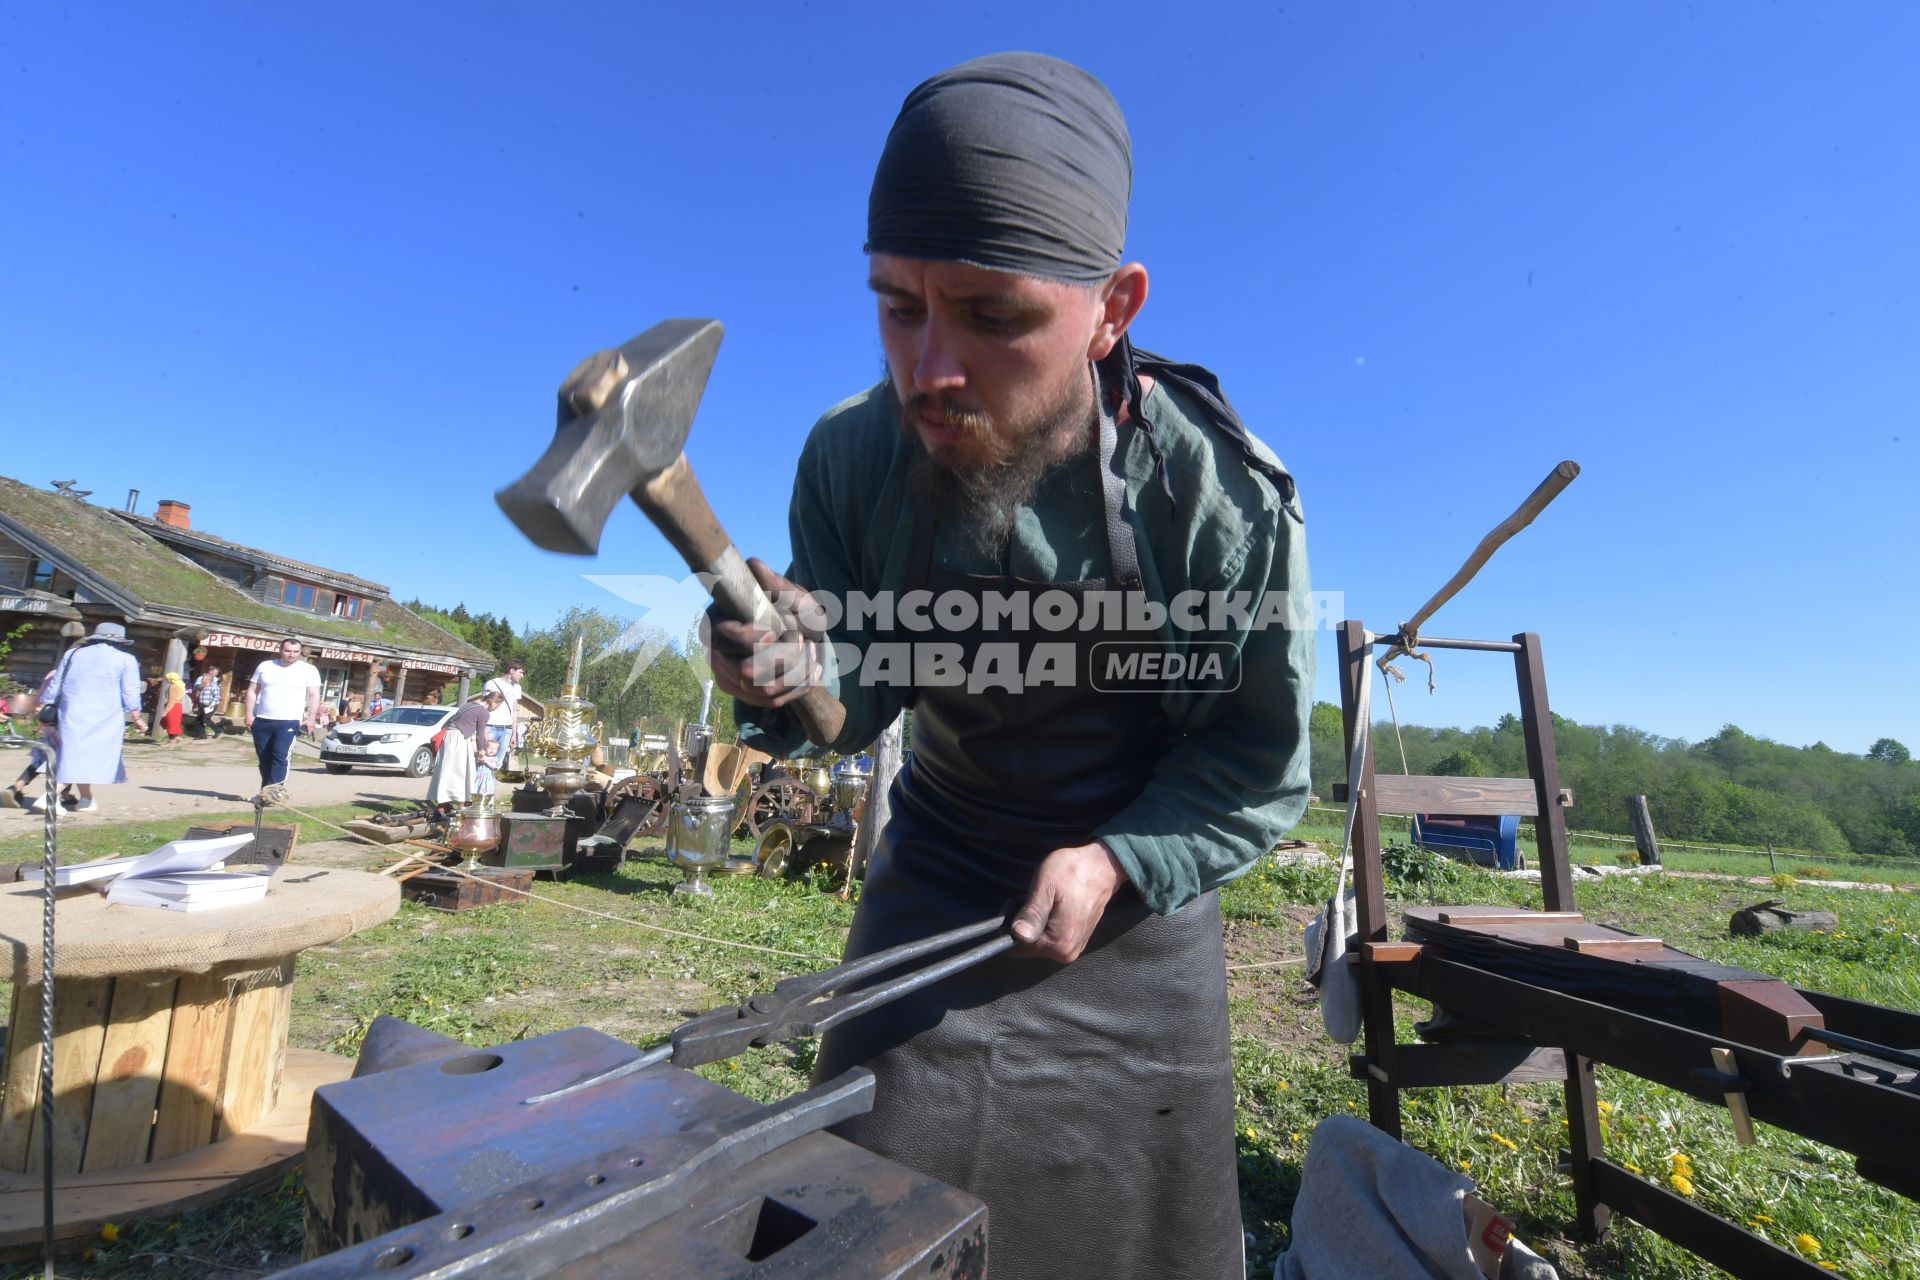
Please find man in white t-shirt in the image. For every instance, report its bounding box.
[481,659,529,769]
[243,636,321,804]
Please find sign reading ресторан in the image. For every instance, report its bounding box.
[202,631,279,652]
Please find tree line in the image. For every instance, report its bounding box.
[1307,704,1919,857]
[403,601,735,745]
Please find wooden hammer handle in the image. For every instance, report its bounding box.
[632,457,847,747]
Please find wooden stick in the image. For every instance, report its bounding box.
[1396,460,1580,643]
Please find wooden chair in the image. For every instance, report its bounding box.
[1335,619,1610,1239]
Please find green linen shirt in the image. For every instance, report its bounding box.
[738,376,1314,915]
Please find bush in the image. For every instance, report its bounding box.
[1794,866,1833,880]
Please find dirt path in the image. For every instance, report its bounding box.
[0,733,431,825]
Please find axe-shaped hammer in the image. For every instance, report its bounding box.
[494,319,846,746]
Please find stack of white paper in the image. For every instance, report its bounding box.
[108,869,271,912]
[26,833,270,911]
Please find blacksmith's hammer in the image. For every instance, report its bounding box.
[494,320,846,746]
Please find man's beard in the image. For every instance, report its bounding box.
[890,364,1096,562]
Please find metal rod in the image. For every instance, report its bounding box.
[33,742,57,1279]
[521,1042,673,1106]
[1368,635,1523,654]
[1803,1027,1920,1074]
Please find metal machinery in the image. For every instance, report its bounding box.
[276,917,1013,1278]
[752,753,874,883]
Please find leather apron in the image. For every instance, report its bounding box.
[813,388,1242,1280]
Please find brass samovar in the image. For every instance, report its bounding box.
[533,634,598,816]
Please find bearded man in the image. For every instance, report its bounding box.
[710,52,1312,1280]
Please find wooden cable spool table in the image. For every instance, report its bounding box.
[0,867,397,1253]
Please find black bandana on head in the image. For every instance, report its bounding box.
[866,52,1131,283]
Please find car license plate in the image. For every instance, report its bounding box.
[332,743,364,754]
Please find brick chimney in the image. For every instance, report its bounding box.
[155,500,191,529]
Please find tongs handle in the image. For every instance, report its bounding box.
[524,915,1015,1103]
[670,914,1013,1067]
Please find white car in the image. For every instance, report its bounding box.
[321,705,458,777]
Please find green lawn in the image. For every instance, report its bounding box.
[1,810,1915,1277]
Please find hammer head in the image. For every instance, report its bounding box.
[495,319,724,555]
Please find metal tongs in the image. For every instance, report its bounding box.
[525,913,1014,1104]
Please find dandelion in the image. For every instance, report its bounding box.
[1818,1264,1836,1271]
[1519,1116,1534,1125]
[1623,1162,1642,1174]
[1669,1173,1694,1196]
[99,1223,118,1244]
[1277,1080,1291,1091]
[1793,1234,1821,1259]
[1596,1101,1614,1115]
[1244,1126,1258,1141]
[1487,1131,1519,1152]
[1752,1214,1774,1225]
[1459,1160,1471,1171]
[1289,1133,1300,1143]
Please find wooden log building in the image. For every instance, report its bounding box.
[0,476,493,713]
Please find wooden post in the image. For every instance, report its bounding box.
[1628,795,1662,866]
[1338,621,1401,1138]
[1513,631,1609,1240]
[392,667,409,706]
[456,670,472,705]
[1768,841,1778,875]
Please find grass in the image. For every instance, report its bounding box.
[2,809,1918,1277]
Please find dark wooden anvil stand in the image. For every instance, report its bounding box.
[1337,620,1920,1280]
[272,1018,985,1279]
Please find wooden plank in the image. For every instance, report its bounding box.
[1349,1042,1568,1088]
[1565,936,1664,957]
[1719,979,1825,1057]
[263,962,294,1116]
[1364,941,1422,963]
[1434,910,1584,927]
[1331,776,1571,815]
[28,976,112,1176]
[81,976,178,1172]
[1590,1159,1831,1278]
[215,969,285,1140]
[183,823,298,869]
[0,1048,349,1256]
[0,986,42,1172]
[151,968,235,1161]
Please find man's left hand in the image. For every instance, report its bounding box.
[1010,841,1129,963]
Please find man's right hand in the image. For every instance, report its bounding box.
[707,558,827,709]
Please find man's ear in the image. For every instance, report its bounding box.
[1086,263,1149,361]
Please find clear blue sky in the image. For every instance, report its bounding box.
[3,4,1913,753]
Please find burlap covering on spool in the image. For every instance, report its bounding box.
[0,868,398,985]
